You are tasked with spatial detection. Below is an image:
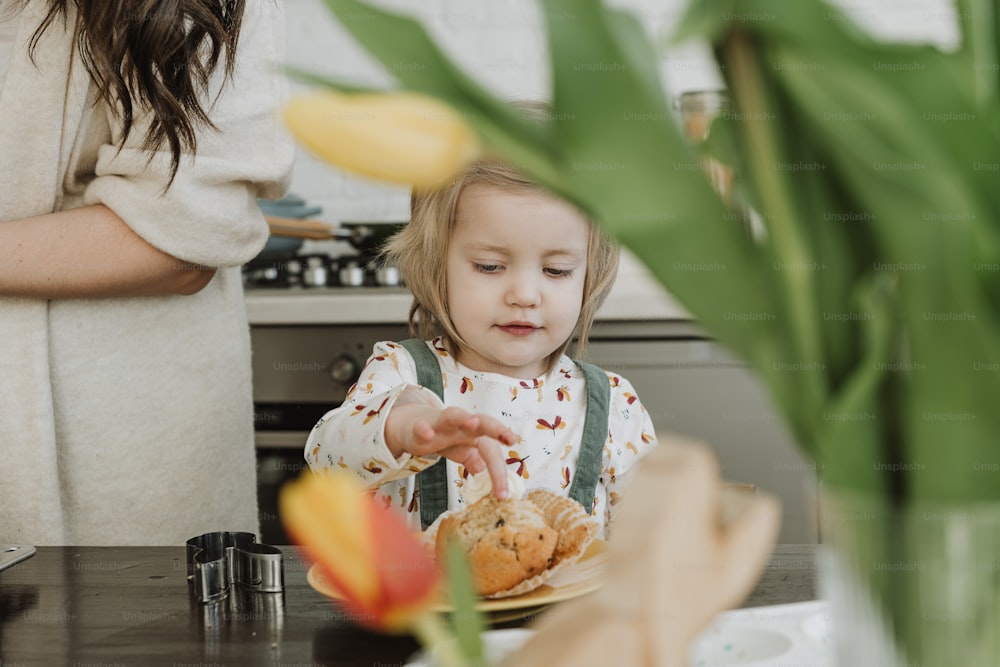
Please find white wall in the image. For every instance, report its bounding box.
[281,0,957,222]
[280,0,724,222]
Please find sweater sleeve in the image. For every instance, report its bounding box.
[81,0,294,268]
[603,373,659,533]
[305,341,444,488]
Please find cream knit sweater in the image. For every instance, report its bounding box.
[0,0,293,545]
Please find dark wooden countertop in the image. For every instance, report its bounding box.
[0,544,817,666]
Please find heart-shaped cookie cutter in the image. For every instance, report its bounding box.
[186,531,284,602]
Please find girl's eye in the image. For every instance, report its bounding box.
[473,263,501,274]
[545,267,574,278]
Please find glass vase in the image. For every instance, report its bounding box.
[818,488,1000,666]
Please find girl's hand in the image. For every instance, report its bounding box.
[386,403,518,499]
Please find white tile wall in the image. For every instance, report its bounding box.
[281,0,958,221]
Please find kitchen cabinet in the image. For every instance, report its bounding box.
[585,321,818,544]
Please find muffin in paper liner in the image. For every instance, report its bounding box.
[422,489,600,599]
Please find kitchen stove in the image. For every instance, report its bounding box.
[247,244,413,542]
[243,232,415,448]
[247,205,419,541]
[242,252,402,290]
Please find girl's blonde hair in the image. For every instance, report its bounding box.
[381,157,619,373]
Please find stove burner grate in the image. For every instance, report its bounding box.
[242,253,403,290]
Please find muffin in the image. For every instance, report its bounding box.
[427,472,600,598]
[435,495,559,596]
[526,489,596,570]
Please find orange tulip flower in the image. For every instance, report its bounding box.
[280,471,440,632]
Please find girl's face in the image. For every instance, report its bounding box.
[445,183,589,379]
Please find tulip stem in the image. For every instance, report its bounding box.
[413,611,468,667]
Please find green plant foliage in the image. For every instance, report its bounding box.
[301,0,1000,506]
[444,539,485,663]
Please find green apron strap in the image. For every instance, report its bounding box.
[567,361,610,513]
[399,339,449,530]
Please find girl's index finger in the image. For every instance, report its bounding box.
[438,406,478,432]
[500,430,520,446]
[473,415,518,446]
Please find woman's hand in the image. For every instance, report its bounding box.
[386,402,518,499]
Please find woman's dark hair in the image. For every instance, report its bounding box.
[29,0,246,182]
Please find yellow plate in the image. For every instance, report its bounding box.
[307,538,608,614]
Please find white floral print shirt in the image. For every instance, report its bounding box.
[305,338,658,536]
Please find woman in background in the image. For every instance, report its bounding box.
[0,0,292,544]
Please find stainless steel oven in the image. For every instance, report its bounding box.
[251,322,409,543]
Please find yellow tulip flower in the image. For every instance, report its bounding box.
[282,91,481,189]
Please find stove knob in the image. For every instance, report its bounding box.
[250,266,279,286]
[374,264,401,287]
[302,257,329,288]
[285,258,304,286]
[329,355,359,384]
[339,262,366,287]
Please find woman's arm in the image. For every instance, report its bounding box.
[0,204,216,298]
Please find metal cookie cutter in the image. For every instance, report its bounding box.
[186,531,284,602]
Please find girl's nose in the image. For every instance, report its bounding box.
[505,272,541,307]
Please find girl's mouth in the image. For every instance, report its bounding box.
[498,323,538,336]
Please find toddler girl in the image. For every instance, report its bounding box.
[305,159,657,535]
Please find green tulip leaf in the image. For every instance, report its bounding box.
[282,66,387,95]
[318,0,582,199]
[670,0,736,46]
[602,6,672,100]
[538,0,790,407]
[814,274,898,498]
[953,0,999,103]
[444,539,485,663]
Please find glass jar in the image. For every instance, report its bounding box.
[674,90,746,229]
[676,89,731,143]
[819,488,1000,666]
